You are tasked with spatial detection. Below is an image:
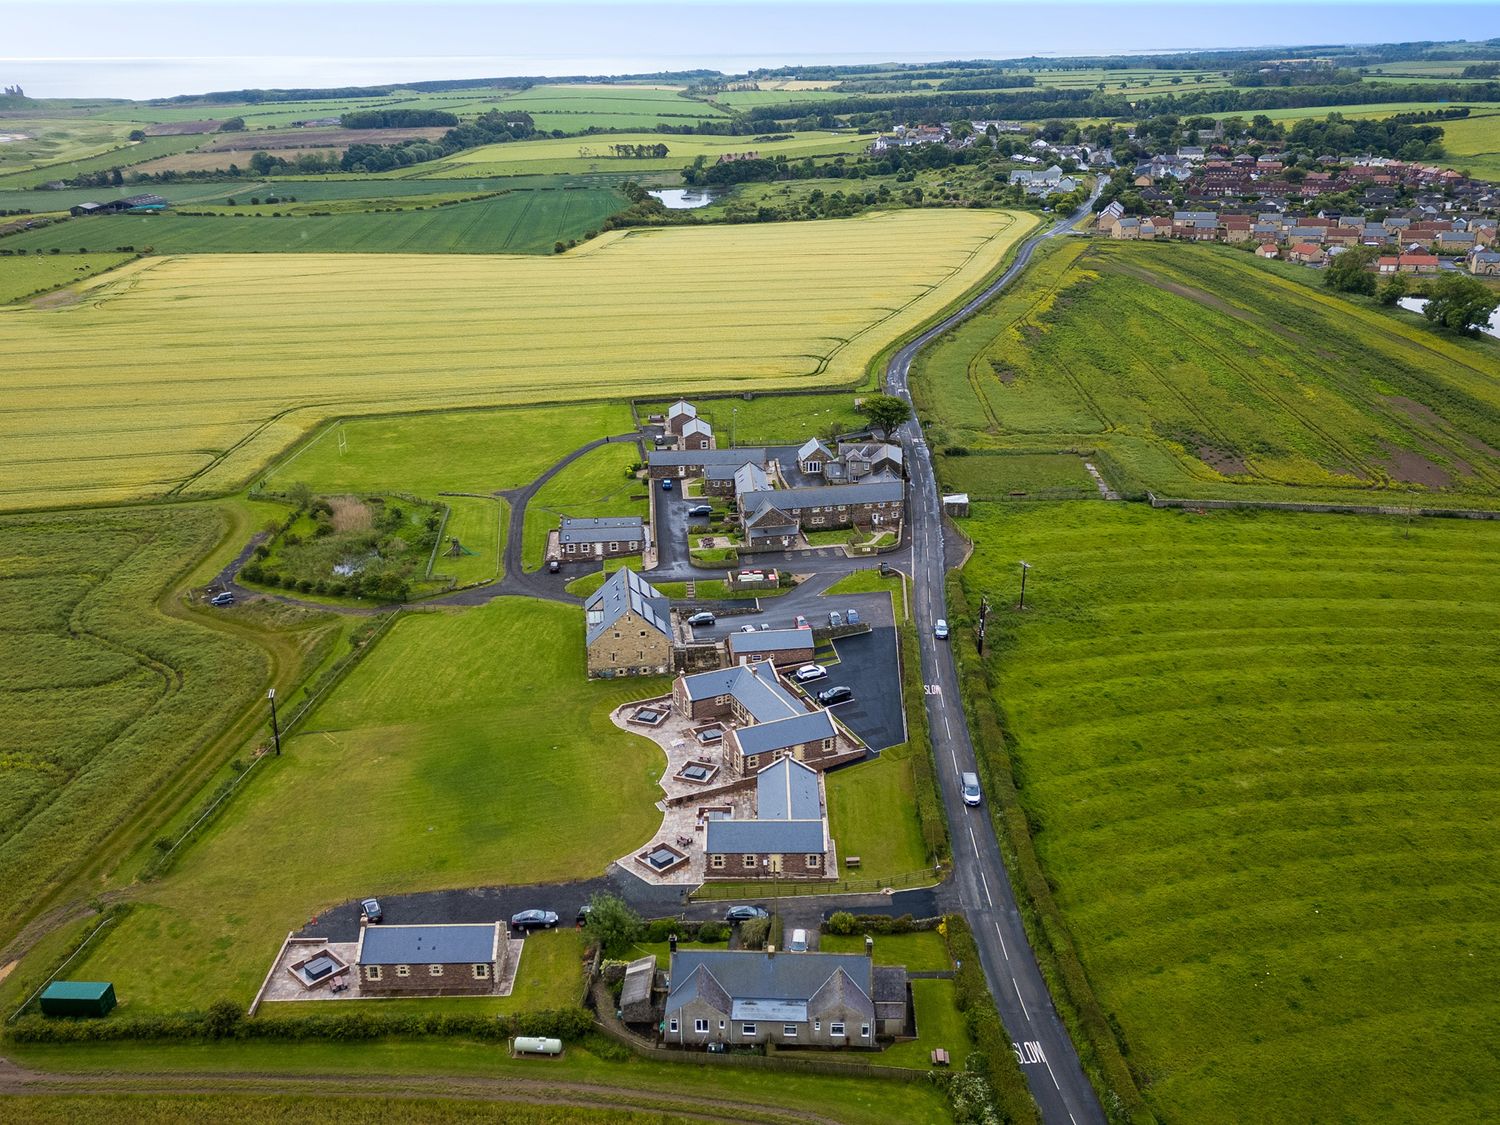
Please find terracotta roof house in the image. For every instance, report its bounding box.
[1256,243,1280,258]
[664,948,909,1047]
[1377,255,1401,273]
[585,567,672,678]
[1289,242,1324,263]
[704,757,832,879]
[1398,252,1439,273]
[356,923,506,996]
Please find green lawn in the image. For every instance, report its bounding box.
[935,452,1099,501]
[819,930,951,971]
[523,442,648,572]
[0,188,625,255]
[637,392,872,443]
[878,980,973,1070]
[264,402,633,497]
[430,496,506,587]
[66,598,668,1015]
[625,938,728,971]
[824,570,908,621]
[911,239,1500,509]
[959,501,1500,1124]
[0,251,134,304]
[826,744,927,883]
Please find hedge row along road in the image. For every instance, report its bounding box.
[887,186,1108,1125]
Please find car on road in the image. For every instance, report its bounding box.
[548,559,560,573]
[360,898,382,924]
[687,611,715,627]
[793,664,827,683]
[961,772,982,807]
[687,504,713,518]
[660,479,674,491]
[210,591,235,606]
[828,610,842,627]
[817,685,853,706]
[510,909,560,931]
[934,619,949,640]
[724,905,769,923]
[739,624,758,633]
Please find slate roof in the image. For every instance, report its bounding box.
[359,923,498,965]
[678,665,805,723]
[649,448,768,468]
[668,400,696,420]
[706,817,826,853]
[706,758,826,852]
[741,480,903,517]
[798,438,834,461]
[681,417,713,438]
[756,757,823,820]
[730,709,836,757]
[666,951,874,1020]
[559,516,644,545]
[726,627,814,659]
[734,462,771,495]
[585,567,670,646]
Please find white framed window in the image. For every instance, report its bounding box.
[814,1020,821,1032]
[473,963,489,979]
[609,542,618,551]
[807,854,821,867]
[669,1018,679,1033]
[395,965,410,978]
[365,965,382,982]
[783,1024,798,1038]
[743,855,757,867]
[694,1018,709,1033]
[711,854,725,869]
[742,1023,757,1036]
[830,1022,845,1036]
[861,1024,870,1038]
[429,964,444,977]
[719,1020,725,1030]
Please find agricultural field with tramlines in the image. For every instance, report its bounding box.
[913,239,1500,509]
[0,208,1033,511]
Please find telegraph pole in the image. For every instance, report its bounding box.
[1017,561,1031,610]
[267,688,281,756]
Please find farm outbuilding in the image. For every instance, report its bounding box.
[40,980,117,1017]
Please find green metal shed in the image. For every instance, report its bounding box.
[39,980,116,1018]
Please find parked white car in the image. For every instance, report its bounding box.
[793,664,827,683]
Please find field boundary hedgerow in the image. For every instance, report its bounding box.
[1146,491,1500,520]
[945,573,1156,1125]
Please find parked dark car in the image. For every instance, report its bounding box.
[548,559,560,573]
[724,905,770,923]
[511,909,560,931]
[817,685,853,706]
[661,479,674,491]
[360,898,383,923]
[687,504,713,517]
[575,904,593,927]
[687,611,715,627]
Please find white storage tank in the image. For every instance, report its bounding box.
[511,1036,563,1056]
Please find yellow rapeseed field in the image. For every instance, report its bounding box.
[0,209,1034,510]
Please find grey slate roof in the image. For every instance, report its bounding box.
[756,757,824,820]
[585,567,670,646]
[559,516,644,545]
[731,710,835,757]
[359,923,497,965]
[798,438,834,462]
[620,955,656,1011]
[666,951,874,1019]
[742,480,903,517]
[726,627,814,658]
[734,462,771,495]
[705,814,825,854]
[678,665,804,723]
[649,448,767,468]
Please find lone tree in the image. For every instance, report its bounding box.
[861,393,912,437]
[1422,273,1500,335]
[582,892,641,958]
[1323,246,1378,296]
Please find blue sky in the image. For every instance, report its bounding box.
[2,2,1497,99]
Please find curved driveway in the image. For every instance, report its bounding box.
[888,192,1108,1125]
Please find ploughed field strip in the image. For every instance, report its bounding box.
[963,502,1500,1124]
[916,239,1500,508]
[0,209,1028,511]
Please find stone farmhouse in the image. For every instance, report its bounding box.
[797,439,904,483]
[739,479,905,552]
[356,922,506,996]
[557,516,644,561]
[585,568,672,678]
[704,756,833,878]
[725,626,816,668]
[648,447,770,488]
[663,949,909,1048]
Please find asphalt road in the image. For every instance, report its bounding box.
[887,192,1108,1125]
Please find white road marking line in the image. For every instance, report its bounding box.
[994,920,1009,960]
[950,747,959,771]
[1013,978,1031,1022]
[968,824,980,856]
[979,869,993,908]
[943,712,951,737]
[1070,1114,1079,1125]
[1042,1050,1061,1090]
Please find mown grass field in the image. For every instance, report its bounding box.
[0,209,1030,511]
[639,391,868,446]
[431,496,506,587]
[67,598,665,1013]
[265,403,634,496]
[0,187,624,255]
[411,129,875,178]
[913,239,1500,508]
[0,251,133,303]
[0,508,271,939]
[826,742,929,882]
[521,440,647,571]
[0,133,204,189]
[958,502,1500,1123]
[1429,108,1500,181]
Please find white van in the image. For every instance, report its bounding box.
[788,928,809,952]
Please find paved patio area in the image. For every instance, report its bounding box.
[611,695,756,885]
[258,934,525,1005]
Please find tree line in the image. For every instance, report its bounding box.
[341,109,460,129]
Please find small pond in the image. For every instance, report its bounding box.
[1397,296,1500,339]
[649,188,720,210]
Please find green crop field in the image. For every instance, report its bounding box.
[956,501,1500,1123]
[0,133,205,189]
[0,187,625,255]
[67,597,666,1013]
[410,129,875,178]
[1429,109,1500,180]
[934,452,1099,501]
[521,440,647,571]
[0,508,273,939]
[912,239,1500,509]
[0,252,134,304]
[0,209,1031,511]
